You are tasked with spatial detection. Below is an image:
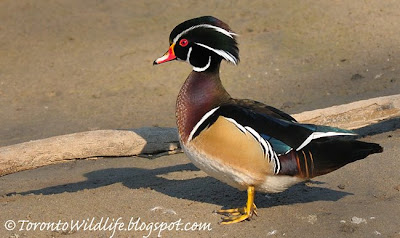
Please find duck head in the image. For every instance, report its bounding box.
[153,16,239,72]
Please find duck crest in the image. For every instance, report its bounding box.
[176,70,231,143]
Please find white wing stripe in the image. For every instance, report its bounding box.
[245,126,270,161]
[226,118,281,174]
[243,125,280,174]
[296,131,357,151]
[225,118,246,133]
[188,107,220,141]
[243,126,264,152]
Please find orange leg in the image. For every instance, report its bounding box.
[216,186,257,224]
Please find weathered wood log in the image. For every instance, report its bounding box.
[0,94,399,177]
[0,127,180,177]
[292,94,400,129]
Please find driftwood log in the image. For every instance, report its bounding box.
[292,94,400,129]
[1,94,399,177]
[0,128,180,177]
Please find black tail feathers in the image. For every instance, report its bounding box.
[277,138,383,178]
[350,140,383,161]
[306,139,383,177]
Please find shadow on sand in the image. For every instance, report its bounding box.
[12,162,351,209]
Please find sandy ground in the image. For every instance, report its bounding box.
[0,0,399,237]
[0,131,399,238]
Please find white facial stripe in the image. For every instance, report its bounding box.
[192,56,211,72]
[188,107,220,141]
[296,131,357,151]
[195,43,238,65]
[173,24,236,44]
[186,47,192,64]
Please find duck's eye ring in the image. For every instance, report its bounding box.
[179,39,189,47]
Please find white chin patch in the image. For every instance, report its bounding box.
[192,56,211,72]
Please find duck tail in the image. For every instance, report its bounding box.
[278,139,383,178]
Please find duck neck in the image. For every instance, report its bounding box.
[176,67,231,143]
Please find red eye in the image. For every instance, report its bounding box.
[179,39,189,47]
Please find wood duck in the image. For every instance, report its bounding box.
[153,16,383,224]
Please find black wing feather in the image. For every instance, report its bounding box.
[232,99,297,122]
[191,103,310,149]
